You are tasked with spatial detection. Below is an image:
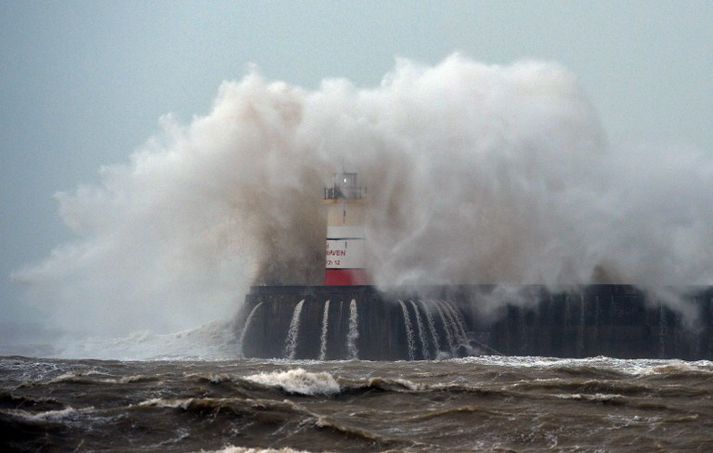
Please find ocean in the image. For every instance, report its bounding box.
[2,355,713,452]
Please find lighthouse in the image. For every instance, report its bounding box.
[323,172,369,285]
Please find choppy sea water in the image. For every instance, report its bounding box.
[2,356,713,452]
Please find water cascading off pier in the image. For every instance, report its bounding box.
[239,286,475,360]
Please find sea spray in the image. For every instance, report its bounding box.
[57,319,238,360]
[346,300,359,359]
[319,299,330,361]
[284,300,305,360]
[14,53,713,346]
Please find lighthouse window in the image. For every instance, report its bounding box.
[324,172,364,200]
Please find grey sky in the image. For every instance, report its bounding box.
[1,1,712,323]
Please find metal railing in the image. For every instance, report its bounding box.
[323,185,366,200]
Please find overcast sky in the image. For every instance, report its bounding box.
[1,1,712,323]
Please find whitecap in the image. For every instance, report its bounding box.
[137,397,193,409]
[201,446,311,453]
[243,368,340,396]
[451,355,713,375]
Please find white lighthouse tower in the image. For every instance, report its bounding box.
[323,172,369,286]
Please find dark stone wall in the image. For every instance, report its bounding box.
[241,286,425,360]
[475,285,713,359]
[239,285,713,360]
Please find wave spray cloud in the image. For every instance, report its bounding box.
[14,54,713,344]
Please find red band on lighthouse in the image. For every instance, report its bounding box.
[324,269,370,286]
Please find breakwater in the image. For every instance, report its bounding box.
[239,285,713,360]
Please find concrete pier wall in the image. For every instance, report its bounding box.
[239,285,713,360]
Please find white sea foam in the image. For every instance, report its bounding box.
[243,368,340,395]
[48,372,88,383]
[0,406,101,426]
[377,377,420,391]
[135,396,297,411]
[202,447,311,453]
[554,393,624,402]
[452,355,713,375]
[138,397,194,409]
[5,407,79,421]
[48,372,150,384]
[191,373,234,384]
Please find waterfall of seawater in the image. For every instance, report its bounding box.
[319,299,330,361]
[444,300,469,345]
[238,301,263,356]
[346,299,359,359]
[441,301,465,349]
[445,302,467,354]
[410,300,430,359]
[434,301,456,354]
[399,300,416,360]
[283,299,305,359]
[419,300,441,354]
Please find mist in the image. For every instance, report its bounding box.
[13,54,713,346]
